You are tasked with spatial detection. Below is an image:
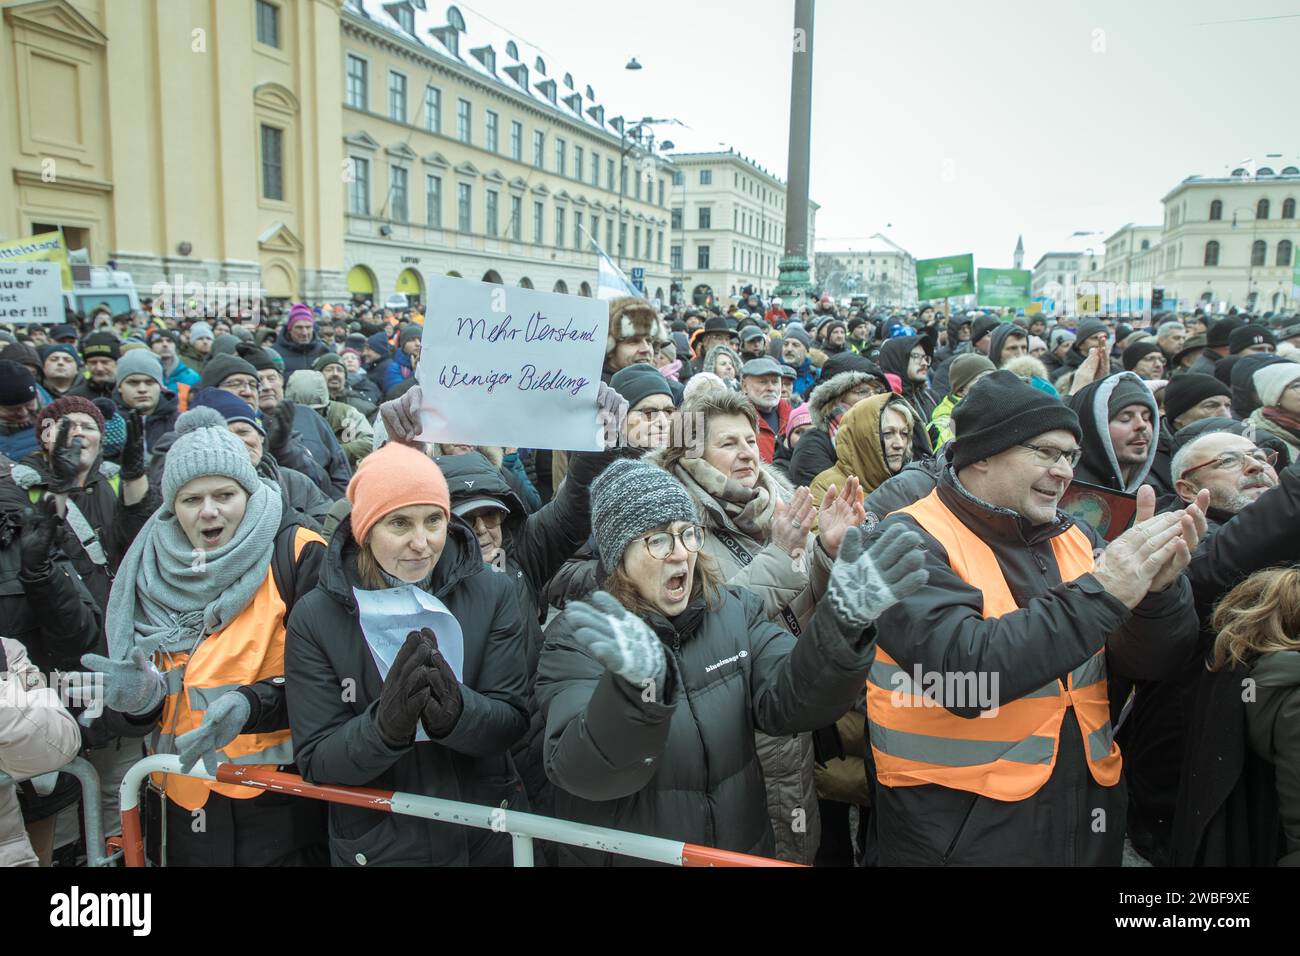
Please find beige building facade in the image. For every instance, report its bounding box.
[667,149,817,307]
[815,235,917,309]
[1,0,349,304]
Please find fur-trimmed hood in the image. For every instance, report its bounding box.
[809,371,884,431]
[606,297,666,356]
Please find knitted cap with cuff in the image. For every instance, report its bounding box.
[948,370,1081,471]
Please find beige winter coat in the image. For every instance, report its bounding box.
[650,452,833,864]
[1,638,81,867]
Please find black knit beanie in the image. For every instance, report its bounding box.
[949,370,1081,471]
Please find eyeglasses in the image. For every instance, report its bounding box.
[908,351,929,362]
[629,405,674,420]
[464,509,504,530]
[640,524,705,559]
[1019,442,1084,469]
[1181,447,1278,480]
[222,377,259,391]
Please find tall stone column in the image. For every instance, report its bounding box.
[775,0,814,300]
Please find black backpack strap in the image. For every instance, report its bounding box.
[271,525,302,615]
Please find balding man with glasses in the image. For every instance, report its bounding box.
[861,371,1203,866]
[1130,428,1300,865]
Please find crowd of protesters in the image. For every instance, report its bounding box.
[2,286,1300,868]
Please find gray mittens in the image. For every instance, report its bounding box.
[80,649,166,718]
[827,524,929,629]
[565,591,666,692]
[174,691,251,774]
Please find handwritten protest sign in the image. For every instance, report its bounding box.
[0,262,63,324]
[415,275,607,451]
[0,232,73,289]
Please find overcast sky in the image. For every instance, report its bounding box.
[459,0,1298,269]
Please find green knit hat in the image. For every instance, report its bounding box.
[162,406,261,506]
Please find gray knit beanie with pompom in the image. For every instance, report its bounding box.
[162,405,262,506]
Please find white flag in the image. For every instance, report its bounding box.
[581,224,642,301]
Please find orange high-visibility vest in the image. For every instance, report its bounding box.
[150,526,321,810]
[865,490,1121,802]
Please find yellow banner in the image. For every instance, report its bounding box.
[0,232,72,289]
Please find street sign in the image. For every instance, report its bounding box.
[631,266,645,293]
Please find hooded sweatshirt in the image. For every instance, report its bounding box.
[1067,372,1159,493]
[874,334,935,459]
[988,322,1027,369]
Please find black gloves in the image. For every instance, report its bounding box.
[417,627,464,739]
[18,495,60,578]
[374,630,434,748]
[262,401,296,458]
[119,410,147,481]
[46,419,84,494]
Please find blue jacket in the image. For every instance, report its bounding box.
[384,348,416,394]
[791,358,819,401]
[162,358,200,393]
[0,425,37,461]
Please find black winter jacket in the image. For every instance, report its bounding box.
[1132,462,1300,863]
[2,454,156,611]
[876,335,936,459]
[290,403,352,499]
[865,469,1199,865]
[536,587,877,865]
[273,328,334,379]
[286,518,530,867]
[788,429,836,488]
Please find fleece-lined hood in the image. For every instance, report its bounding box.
[808,371,885,430]
[1067,372,1159,493]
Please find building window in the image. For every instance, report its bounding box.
[671,207,683,230]
[555,207,566,248]
[1209,199,1222,221]
[256,0,279,48]
[345,54,368,110]
[670,245,682,271]
[699,170,711,185]
[635,172,642,201]
[485,189,499,237]
[1278,239,1294,267]
[1284,198,1297,219]
[574,145,583,182]
[672,171,683,186]
[457,182,472,232]
[424,86,441,133]
[509,121,522,160]
[533,200,544,244]
[389,71,407,123]
[348,157,369,215]
[657,230,664,262]
[1251,239,1267,266]
[573,214,582,250]
[555,138,566,176]
[485,110,498,153]
[390,166,408,222]
[533,130,544,168]
[697,245,710,269]
[260,124,284,201]
[607,158,615,191]
[457,99,471,144]
[658,180,665,206]
[426,174,441,227]
[393,3,413,33]
[591,151,599,186]
[633,226,641,259]
[509,195,522,240]
[619,222,627,257]
[1257,198,1270,220]
[589,214,599,248]
[606,218,614,252]
[1203,240,1219,266]
[698,207,711,229]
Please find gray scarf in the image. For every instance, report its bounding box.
[107,478,283,660]
[675,456,774,540]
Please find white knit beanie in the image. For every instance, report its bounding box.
[162,406,262,505]
[1252,361,1300,408]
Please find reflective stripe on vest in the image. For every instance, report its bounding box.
[865,489,1121,802]
[150,526,322,810]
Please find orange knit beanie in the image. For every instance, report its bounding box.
[347,442,451,543]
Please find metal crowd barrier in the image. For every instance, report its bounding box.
[0,756,118,867]
[119,754,801,868]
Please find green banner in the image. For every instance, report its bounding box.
[1294,246,1300,289]
[977,268,1032,308]
[916,254,975,300]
